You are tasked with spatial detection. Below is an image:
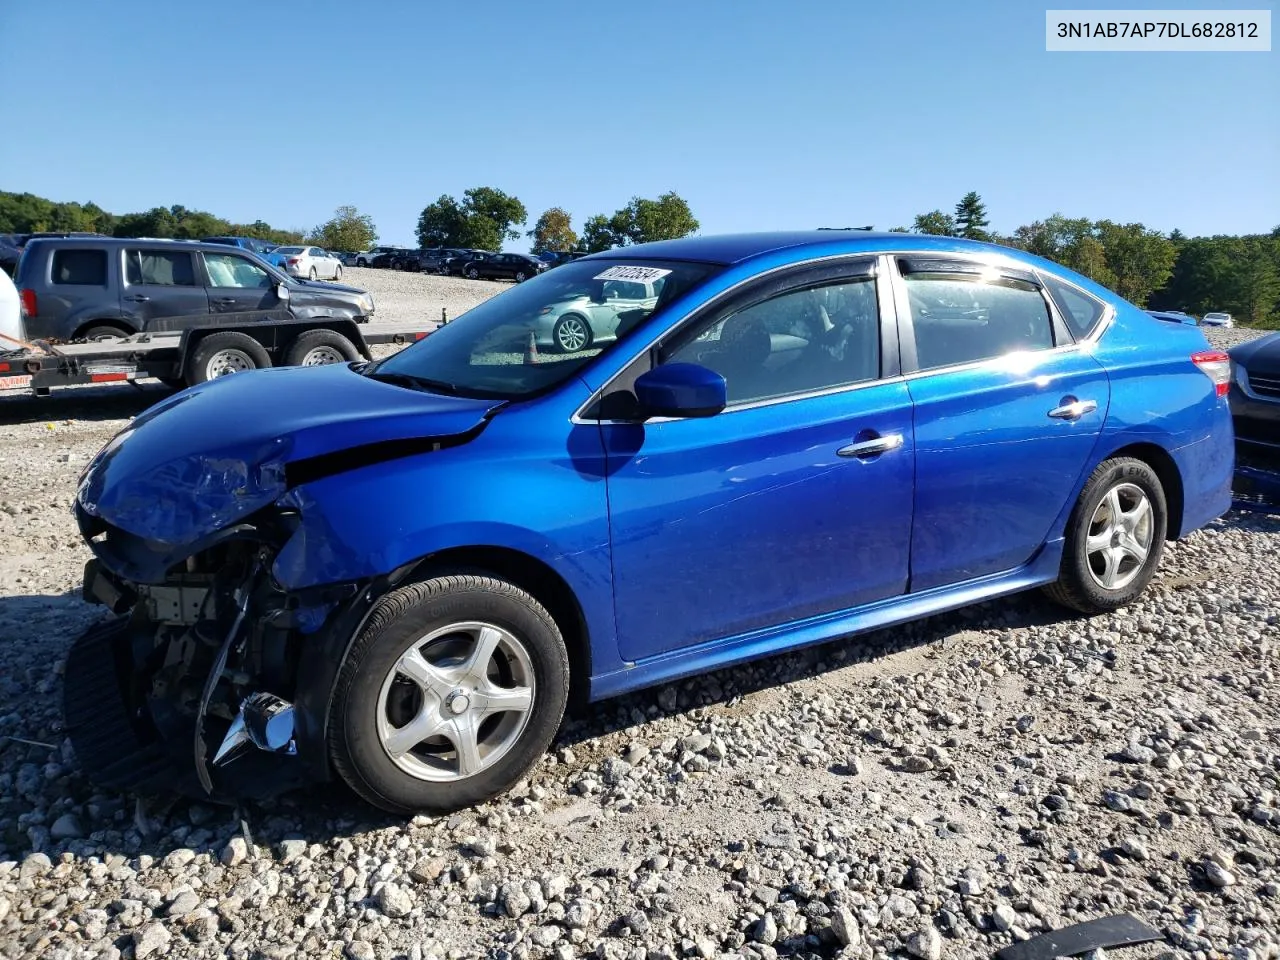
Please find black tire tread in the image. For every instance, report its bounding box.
[328,573,568,815]
[284,329,360,366]
[1043,456,1167,614]
[188,331,271,385]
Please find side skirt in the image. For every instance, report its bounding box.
[588,539,1065,702]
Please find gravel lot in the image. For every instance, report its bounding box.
[0,325,1277,960]
[344,267,507,330]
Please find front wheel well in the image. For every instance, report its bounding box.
[1104,442,1185,539]
[405,547,591,708]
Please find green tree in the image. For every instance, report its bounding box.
[953,191,990,241]
[580,214,617,253]
[308,204,377,252]
[1094,221,1176,306]
[527,207,577,254]
[1226,236,1280,326]
[608,192,699,245]
[416,194,468,247]
[415,188,527,250]
[912,210,956,236]
[456,187,527,251]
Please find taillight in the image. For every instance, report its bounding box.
[287,257,300,266]
[1191,350,1231,397]
[19,288,36,318]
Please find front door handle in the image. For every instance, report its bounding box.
[214,297,238,304]
[123,295,150,302]
[837,433,905,459]
[1048,398,1098,420]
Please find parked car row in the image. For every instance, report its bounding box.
[349,245,581,281]
[265,245,345,280]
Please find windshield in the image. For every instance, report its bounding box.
[370,258,721,399]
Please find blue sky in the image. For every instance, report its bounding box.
[1,0,1275,249]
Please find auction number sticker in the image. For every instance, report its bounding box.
[0,374,33,391]
[593,265,673,283]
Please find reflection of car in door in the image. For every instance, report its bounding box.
[119,247,212,331]
[535,277,660,352]
[200,250,291,323]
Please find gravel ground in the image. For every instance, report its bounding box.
[0,328,1277,960]
[344,267,507,329]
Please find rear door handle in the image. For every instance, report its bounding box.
[123,295,149,302]
[1048,398,1098,420]
[837,433,905,459]
[214,297,238,304]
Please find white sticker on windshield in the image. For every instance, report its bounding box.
[592,265,672,283]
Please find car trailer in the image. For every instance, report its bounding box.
[0,317,436,398]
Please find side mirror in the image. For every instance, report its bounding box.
[633,363,727,419]
[276,282,290,300]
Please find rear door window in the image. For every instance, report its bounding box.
[903,272,1055,372]
[125,249,197,285]
[51,249,108,285]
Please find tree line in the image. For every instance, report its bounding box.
[896,192,1280,327]
[4,187,1276,327]
[0,191,379,254]
[416,188,701,256]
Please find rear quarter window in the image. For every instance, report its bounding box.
[51,249,108,286]
[1043,275,1106,339]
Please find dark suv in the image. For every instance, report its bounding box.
[14,237,376,342]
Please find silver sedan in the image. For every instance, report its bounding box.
[533,278,659,352]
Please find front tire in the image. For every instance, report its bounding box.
[466,267,480,280]
[328,575,569,814]
[1043,457,1167,614]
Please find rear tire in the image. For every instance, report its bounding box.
[334,265,343,281]
[466,267,479,280]
[284,329,361,367]
[187,332,271,386]
[309,267,318,280]
[1043,457,1167,614]
[328,574,570,814]
[356,258,367,267]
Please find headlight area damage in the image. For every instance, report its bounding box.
[64,369,505,802]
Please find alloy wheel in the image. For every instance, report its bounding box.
[1085,482,1153,590]
[375,621,535,783]
[556,316,588,352]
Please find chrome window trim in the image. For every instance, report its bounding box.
[571,248,1114,424]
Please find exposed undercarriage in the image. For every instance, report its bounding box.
[67,505,364,802]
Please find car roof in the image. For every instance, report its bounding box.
[577,231,1062,271]
[20,236,286,259]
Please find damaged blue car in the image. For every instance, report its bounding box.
[67,232,1235,813]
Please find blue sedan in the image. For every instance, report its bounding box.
[68,232,1234,813]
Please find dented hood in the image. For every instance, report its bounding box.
[76,363,503,550]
